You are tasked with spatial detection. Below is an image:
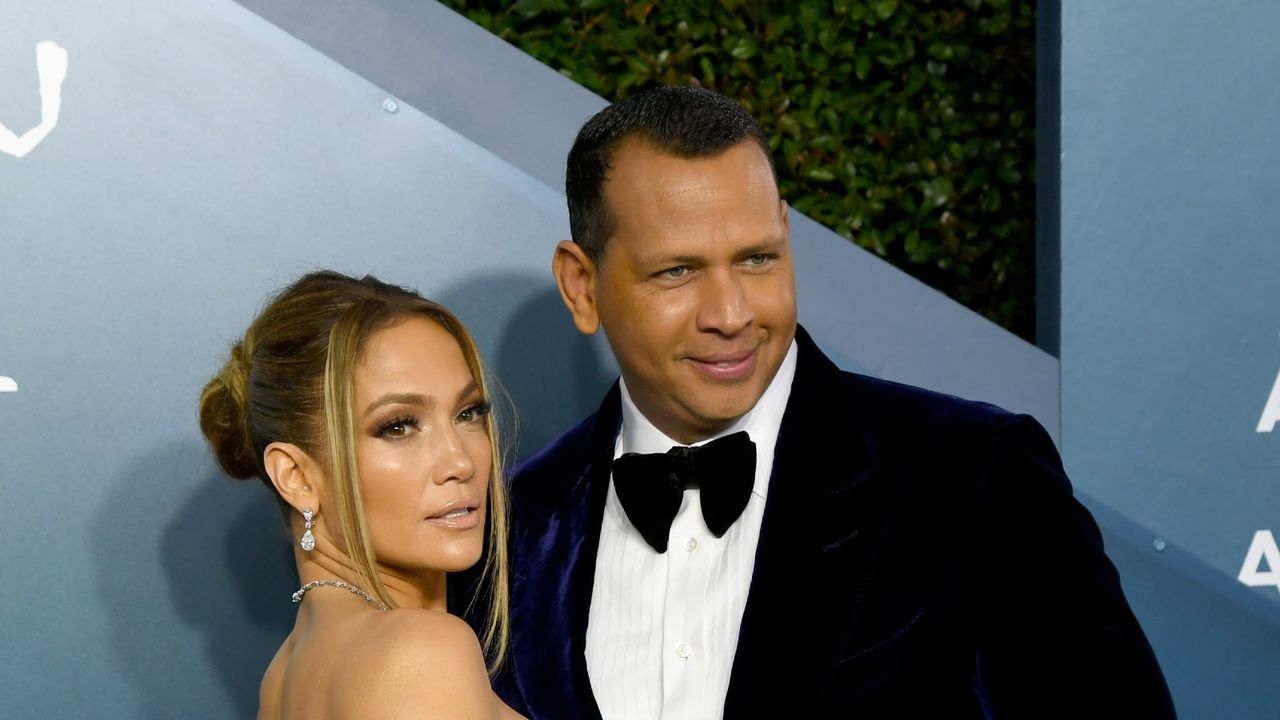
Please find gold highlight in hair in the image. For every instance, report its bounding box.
[323,299,396,610]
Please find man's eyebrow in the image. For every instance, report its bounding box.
[363,392,433,417]
[738,236,788,255]
[648,253,705,267]
[643,237,787,269]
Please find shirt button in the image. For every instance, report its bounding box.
[675,642,692,660]
[682,537,698,553]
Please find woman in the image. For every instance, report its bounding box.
[199,270,522,719]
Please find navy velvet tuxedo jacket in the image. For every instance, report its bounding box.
[475,327,1175,718]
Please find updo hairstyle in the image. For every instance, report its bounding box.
[198,270,508,667]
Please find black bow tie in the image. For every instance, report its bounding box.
[612,431,756,553]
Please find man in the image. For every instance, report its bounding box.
[488,86,1175,718]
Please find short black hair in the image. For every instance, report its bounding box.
[565,85,776,262]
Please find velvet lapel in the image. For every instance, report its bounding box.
[508,386,618,720]
[723,326,890,714]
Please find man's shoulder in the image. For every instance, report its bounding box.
[509,384,620,502]
[821,363,1017,435]
[794,326,1021,440]
[512,411,607,482]
[818,367,1067,503]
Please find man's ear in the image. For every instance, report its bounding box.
[263,441,322,516]
[552,239,601,335]
[779,198,790,234]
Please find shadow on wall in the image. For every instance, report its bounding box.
[436,272,615,463]
[91,442,296,719]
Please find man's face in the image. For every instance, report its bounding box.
[590,138,796,444]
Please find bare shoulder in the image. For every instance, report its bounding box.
[256,635,292,720]
[333,610,499,719]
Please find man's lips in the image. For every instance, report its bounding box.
[687,348,758,381]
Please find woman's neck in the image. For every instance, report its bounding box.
[294,548,447,611]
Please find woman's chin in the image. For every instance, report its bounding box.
[375,544,483,577]
[425,544,485,574]
[435,554,482,574]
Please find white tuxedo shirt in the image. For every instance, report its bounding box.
[585,341,799,719]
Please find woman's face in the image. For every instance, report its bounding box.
[349,315,492,577]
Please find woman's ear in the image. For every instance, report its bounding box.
[263,441,322,515]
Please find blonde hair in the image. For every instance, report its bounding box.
[198,270,509,669]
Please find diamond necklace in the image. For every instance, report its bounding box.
[292,579,390,611]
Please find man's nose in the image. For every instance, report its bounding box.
[696,269,754,336]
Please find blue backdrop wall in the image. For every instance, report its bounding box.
[1060,1,1280,716]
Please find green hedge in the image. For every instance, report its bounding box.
[443,0,1036,340]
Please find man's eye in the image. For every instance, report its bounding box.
[662,266,687,279]
[746,254,770,266]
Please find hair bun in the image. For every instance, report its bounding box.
[199,342,260,480]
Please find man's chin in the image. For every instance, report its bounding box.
[674,398,760,437]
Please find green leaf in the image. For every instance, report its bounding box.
[873,0,900,21]
[922,177,955,207]
[728,35,760,60]
[855,53,872,80]
[699,56,716,84]
[996,164,1022,184]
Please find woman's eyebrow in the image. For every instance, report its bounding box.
[363,392,433,417]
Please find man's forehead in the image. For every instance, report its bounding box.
[604,139,777,206]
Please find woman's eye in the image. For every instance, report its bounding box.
[458,402,491,424]
[377,416,418,438]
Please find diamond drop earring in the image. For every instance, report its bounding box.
[300,508,316,552]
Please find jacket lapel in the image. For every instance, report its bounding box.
[508,386,619,719]
[724,327,890,714]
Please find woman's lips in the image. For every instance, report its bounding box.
[425,500,481,529]
[688,348,758,381]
